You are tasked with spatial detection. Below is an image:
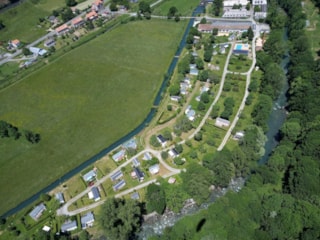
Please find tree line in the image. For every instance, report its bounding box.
[0,120,41,144]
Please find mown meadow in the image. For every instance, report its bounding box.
[0,19,187,215]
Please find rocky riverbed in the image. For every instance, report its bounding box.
[138,177,245,239]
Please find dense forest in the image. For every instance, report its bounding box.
[149,0,320,239]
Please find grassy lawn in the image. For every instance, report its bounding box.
[0,0,65,42]
[303,0,320,57]
[0,19,187,216]
[228,55,252,73]
[152,0,199,16]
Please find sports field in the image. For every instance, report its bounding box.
[0,19,187,215]
[0,0,65,42]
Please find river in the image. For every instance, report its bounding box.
[259,28,289,164]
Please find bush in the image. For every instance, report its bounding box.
[174,157,185,165]
[150,135,161,147]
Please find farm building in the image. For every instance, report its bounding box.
[113,179,126,191]
[215,117,231,127]
[233,43,249,55]
[81,212,95,229]
[61,220,77,232]
[29,203,46,221]
[55,192,65,204]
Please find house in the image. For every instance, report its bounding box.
[222,9,250,18]
[132,158,140,167]
[29,203,46,221]
[44,38,55,48]
[86,11,98,21]
[254,12,267,19]
[55,192,65,204]
[131,192,140,200]
[253,0,267,12]
[143,152,152,160]
[233,43,249,55]
[110,170,123,181]
[157,134,167,147]
[82,169,96,182]
[72,17,84,28]
[186,109,196,121]
[215,117,230,127]
[149,164,160,175]
[48,15,57,24]
[92,0,103,12]
[61,220,77,232]
[9,39,21,49]
[29,47,47,56]
[81,212,95,229]
[55,24,69,35]
[234,131,245,140]
[122,138,137,150]
[132,167,144,182]
[113,179,126,191]
[168,148,179,158]
[112,149,126,162]
[185,105,196,121]
[198,24,214,33]
[90,187,101,201]
[190,68,199,76]
[223,0,249,9]
[170,96,181,102]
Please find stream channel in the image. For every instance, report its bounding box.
[138,23,290,240]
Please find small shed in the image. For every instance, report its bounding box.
[113,179,126,191]
[55,192,65,204]
[149,164,160,175]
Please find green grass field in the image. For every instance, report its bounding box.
[0,0,65,42]
[152,0,199,16]
[303,0,320,57]
[0,19,187,215]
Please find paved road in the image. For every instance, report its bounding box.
[187,41,236,141]
[217,27,259,151]
[57,148,180,216]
